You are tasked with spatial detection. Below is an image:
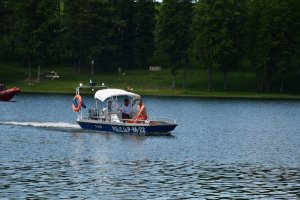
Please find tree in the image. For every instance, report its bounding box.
[0,0,18,59]
[0,0,4,36]
[14,0,60,79]
[216,0,247,90]
[64,0,90,72]
[113,0,136,70]
[192,0,247,91]
[156,0,193,89]
[64,0,119,73]
[0,0,5,57]
[88,0,119,72]
[1,0,62,63]
[248,0,300,92]
[133,0,156,69]
[271,0,300,92]
[191,0,217,91]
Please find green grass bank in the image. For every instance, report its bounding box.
[1,62,299,100]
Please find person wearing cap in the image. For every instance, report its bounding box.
[133,99,147,123]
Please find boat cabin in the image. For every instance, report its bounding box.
[77,88,141,123]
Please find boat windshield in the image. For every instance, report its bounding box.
[96,96,137,113]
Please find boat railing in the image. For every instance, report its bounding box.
[86,109,176,125]
[149,118,177,124]
[76,85,107,95]
[121,118,176,125]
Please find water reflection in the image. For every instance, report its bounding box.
[1,159,299,199]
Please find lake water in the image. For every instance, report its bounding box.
[0,94,299,199]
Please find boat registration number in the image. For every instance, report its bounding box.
[112,126,146,134]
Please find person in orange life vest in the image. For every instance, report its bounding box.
[133,99,147,123]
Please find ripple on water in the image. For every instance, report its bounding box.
[0,159,299,199]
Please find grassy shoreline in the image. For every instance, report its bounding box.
[18,88,300,100]
[1,62,300,100]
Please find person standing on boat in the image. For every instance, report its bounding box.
[133,99,147,123]
[121,98,131,119]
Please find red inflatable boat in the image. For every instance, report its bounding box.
[0,87,21,101]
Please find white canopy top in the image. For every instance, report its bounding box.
[94,88,141,102]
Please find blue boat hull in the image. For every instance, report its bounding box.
[77,119,177,134]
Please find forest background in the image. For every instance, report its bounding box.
[0,0,299,95]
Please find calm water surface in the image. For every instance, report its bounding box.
[0,94,299,199]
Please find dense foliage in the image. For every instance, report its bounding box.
[192,0,247,91]
[0,0,299,92]
[156,0,193,88]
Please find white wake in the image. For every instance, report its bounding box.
[0,121,80,129]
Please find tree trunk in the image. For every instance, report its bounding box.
[171,67,177,89]
[265,76,270,92]
[73,51,76,71]
[91,60,94,75]
[223,71,228,91]
[37,65,41,82]
[280,79,284,93]
[10,40,15,59]
[265,62,273,92]
[256,73,262,92]
[183,52,188,89]
[183,64,187,89]
[28,58,32,80]
[172,75,176,89]
[78,59,81,73]
[207,67,212,91]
